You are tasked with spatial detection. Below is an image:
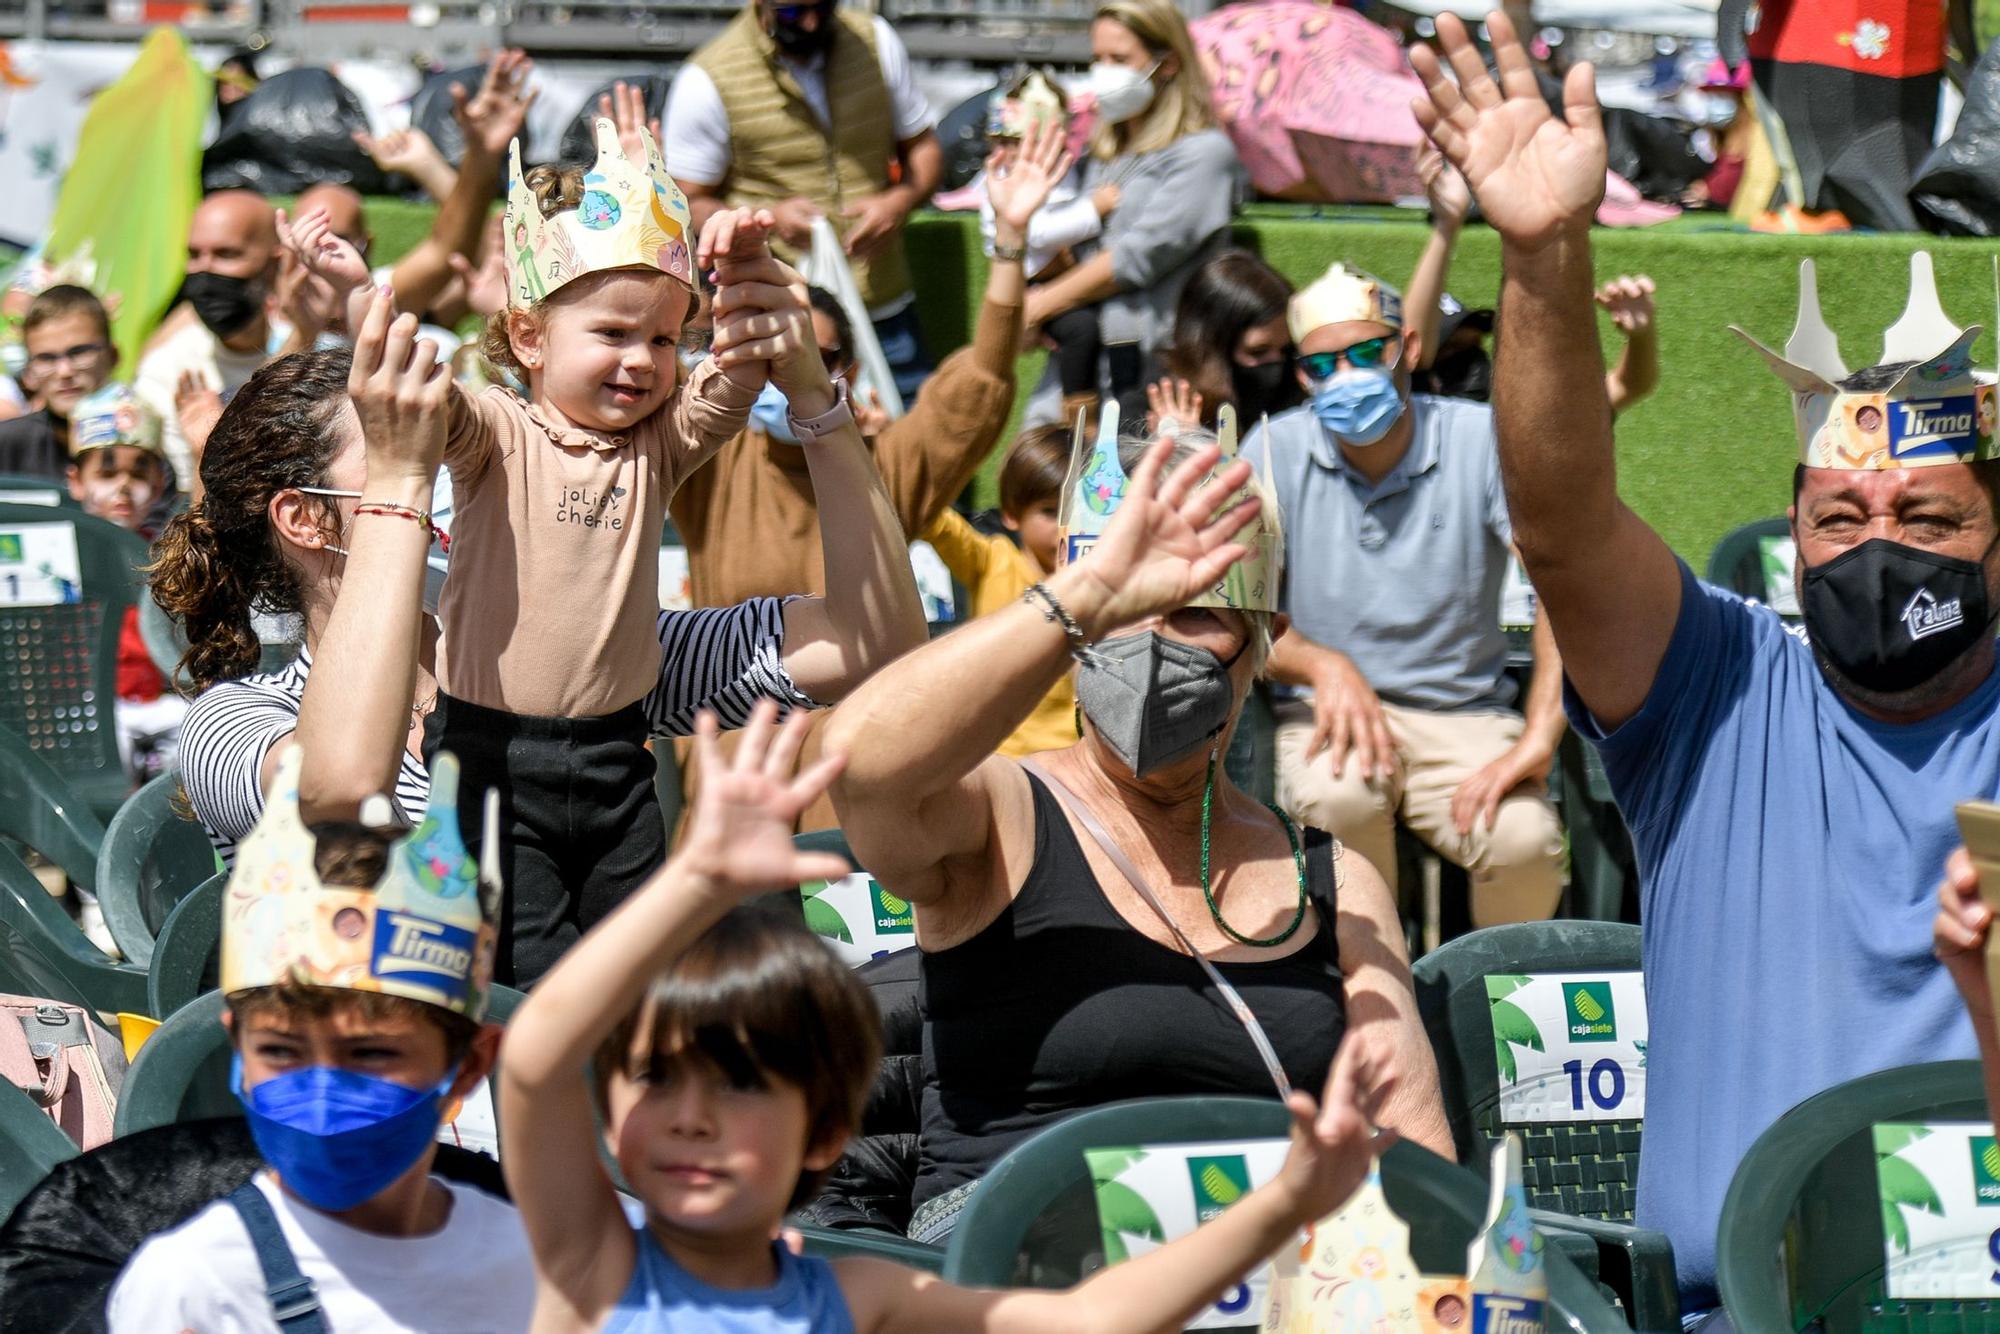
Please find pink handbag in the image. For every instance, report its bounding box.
[0,997,126,1151]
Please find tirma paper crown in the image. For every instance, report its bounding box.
[69,383,162,458]
[1732,252,2000,471]
[503,118,695,310]
[220,748,501,1021]
[1287,261,1404,344]
[1057,401,1283,614]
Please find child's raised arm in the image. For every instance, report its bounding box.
[839,1037,1395,1334]
[498,704,848,1328]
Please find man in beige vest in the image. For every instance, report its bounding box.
[666,0,942,399]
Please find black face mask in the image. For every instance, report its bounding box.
[1426,347,1493,402]
[1230,359,1294,423]
[1801,537,1995,694]
[182,271,264,339]
[770,3,836,59]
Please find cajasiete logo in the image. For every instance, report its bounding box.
[1972,1135,2000,1205]
[1901,587,1964,642]
[1185,1153,1251,1224]
[1561,981,1616,1042]
[869,880,914,935]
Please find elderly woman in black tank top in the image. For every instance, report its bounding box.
[825,429,1452,1245]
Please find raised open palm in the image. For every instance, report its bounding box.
[1409,12,1605,250]
[681,704,850,899]
[985,115,1074,237]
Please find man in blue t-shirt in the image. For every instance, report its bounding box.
[1414,15,1996,1320]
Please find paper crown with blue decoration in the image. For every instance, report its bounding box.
[503,117,695,310]
[1732,252,2000,471]
[1055,400,1284,614]
[69,383,162,459]
[220,747,501,1021]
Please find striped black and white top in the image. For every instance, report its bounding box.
[181,597,816,867]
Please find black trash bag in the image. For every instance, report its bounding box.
[557,73,673,168]
[201,67,388,196]
[408,63,489,169]
[1913,36,2000,236]
[1599,106,1709,202]
[937,83,999,193]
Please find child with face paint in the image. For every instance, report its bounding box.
[107,749,534,1333]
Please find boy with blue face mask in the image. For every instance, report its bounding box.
[1243,261,1568,933]
[107,749,535,1333]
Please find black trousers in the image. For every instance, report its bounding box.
[423,692,664,987]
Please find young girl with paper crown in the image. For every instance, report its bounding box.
[386,118,843,984]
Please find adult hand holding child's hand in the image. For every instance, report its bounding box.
[703,207,831,414]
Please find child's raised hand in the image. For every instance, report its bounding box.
[1272,1035,1395,1224]
[278,206,370,296]
[347,286,450,484]
[598,80,662,163]
[697,205,777,274]
[680,703,850,899]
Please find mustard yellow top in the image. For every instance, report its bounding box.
[922,509,1078,759]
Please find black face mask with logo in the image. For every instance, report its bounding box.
[770,0,837,59]
[1801,537,1994,693]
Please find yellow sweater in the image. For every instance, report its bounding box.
[921,509,1077,759]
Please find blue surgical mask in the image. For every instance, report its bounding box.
[749,381,799,445]
[232,1054,457,1213]
[1310,368,1406,446]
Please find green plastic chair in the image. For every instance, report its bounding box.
[938,1094,1628,1330]
[1556,733,1638,924]
[1716,1059,1990,1333]
[1412,922,1674,1331]
[0,723,107,895]
[0,1078,81,1226]
[0,845,146,1017]
[0,475,74,509]
[0,503,151,821]
[117,984,529,1138]
[144,872,223,1021]
[1703,516,1793,607]
[96,772,219,968]
[794,1223,945,1273]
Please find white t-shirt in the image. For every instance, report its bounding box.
[663,14,936,187]
[134,318,273,491]
[107,1171,535,1333]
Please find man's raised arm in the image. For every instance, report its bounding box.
[1411,11,1682,729]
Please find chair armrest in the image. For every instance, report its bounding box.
[792,1221,947,1272]
[1531,1208,1680,1334]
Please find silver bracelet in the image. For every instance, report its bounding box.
[1023,583,1100,665]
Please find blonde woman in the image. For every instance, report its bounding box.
[1023,0,1246,423]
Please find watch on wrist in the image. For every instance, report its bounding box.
[786,377,855,444]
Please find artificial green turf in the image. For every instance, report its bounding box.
[354,196,2000,565]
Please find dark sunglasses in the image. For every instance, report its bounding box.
[1299,335,1399,381]
[820,344,850,373]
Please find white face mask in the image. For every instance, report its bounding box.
[1089,59,1159,125]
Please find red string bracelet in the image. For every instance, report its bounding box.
[354,501,449,553]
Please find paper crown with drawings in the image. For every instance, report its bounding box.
[220,747,502,1021]
[987,67,1067,139]
[68,383,161,459]
[1056,400,1283,614]
[1732,252,2000,471]
[1287,260,1404,344]
[502,118,695,311]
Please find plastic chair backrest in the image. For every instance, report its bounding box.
[1717,1059,1990,1332]
[1702,516,1792,604]
[0,846,146,1017]
[143,873,224,1021]
[96,773,218,968]
[0,724,106,894]
[939,1094,1625,1330]
[0,475,74,509]
[117,984,527,1138]
[0,504,149,820]
[1412,922,1645,1223]
[0,1078,80,1226]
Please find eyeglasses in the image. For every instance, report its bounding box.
[1298,335,1399,381]
[27,342,109,371]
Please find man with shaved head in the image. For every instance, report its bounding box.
[135,189,281,486]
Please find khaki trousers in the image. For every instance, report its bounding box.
[1273,697,1564,926]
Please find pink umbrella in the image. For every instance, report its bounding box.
[1192,0,1426,202]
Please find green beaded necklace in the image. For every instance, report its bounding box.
[1199,751,1307,947]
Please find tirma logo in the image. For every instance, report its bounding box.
[1972,1135,2000,1205]
[1561,982,1616,1042]
[1186,1154,1250,1223]
[371,912,474,1005]
[869,881,913,935]
[1472,1295,1547,1334]
[1901,588,1964,642]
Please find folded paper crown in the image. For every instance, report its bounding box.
[1732,252,2000,470]
[503,117,695,310]
[220,747,501,1021]
[1056,401,1284,614]
[988,67,1068,139]
[1288,261,1404,343]
[69,383,162,458]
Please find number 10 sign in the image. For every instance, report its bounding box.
[1484,972,1648,1125]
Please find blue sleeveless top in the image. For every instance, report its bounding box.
[603,1228,854,1334]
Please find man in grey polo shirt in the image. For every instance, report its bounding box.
[1243,261,1564,925]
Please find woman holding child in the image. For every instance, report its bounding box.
[823,423,1453,1244]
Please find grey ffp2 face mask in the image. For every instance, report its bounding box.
[1075,631,1241,778]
